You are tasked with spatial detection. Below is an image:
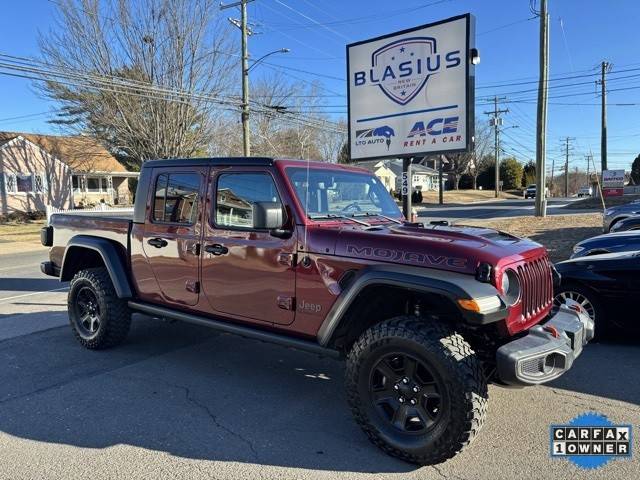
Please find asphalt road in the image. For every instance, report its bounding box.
[416,198,594,222]
[0,249,638,480]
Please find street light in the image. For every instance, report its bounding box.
[247,48,290,72]
[240,47,290,156]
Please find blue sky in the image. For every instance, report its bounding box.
[1,0,639,172]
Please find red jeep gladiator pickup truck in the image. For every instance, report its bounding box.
[41,157,593,465]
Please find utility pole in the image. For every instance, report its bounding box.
[563,137,575,197]
[550,156,555,194]
[534,0,549,216]
[585,153,591,181]
[222,0,255,156]
[484,96,508,198]
[598,61,611,172]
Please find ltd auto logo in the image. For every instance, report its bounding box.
[550,412,632,470]
[352,36,461,105]
[404,116,461,147]
[355,125,395,150]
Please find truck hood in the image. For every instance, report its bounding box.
[305,221,547,275]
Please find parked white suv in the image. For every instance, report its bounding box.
[577,186,592,197]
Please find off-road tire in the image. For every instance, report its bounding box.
[345,316,488,465]
[68,267,131,349]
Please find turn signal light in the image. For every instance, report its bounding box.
[458,299,481,312]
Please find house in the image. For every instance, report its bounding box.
[357,159,440,193]
[0,132,137,214]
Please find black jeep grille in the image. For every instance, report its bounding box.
[516,257,553,319]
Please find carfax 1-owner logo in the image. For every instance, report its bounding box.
[550,412,633,469]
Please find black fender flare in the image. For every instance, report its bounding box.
[316,264,507,347]
[60,235,132,298]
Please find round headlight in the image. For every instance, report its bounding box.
[501,269,520,305]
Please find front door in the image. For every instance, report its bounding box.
[142,167,207,307]
[201,168,296,325]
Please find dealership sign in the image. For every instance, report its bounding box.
[347,14,475,161]
[602,169,625,197]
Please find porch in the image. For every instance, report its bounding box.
[72,171,139,206]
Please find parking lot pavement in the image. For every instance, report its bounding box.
[0,252,638,480]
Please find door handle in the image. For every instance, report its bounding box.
[205,244,229,256]
[147,237,168,248]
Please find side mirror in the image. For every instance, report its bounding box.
[252,201,285,230]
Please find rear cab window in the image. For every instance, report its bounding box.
[152,172,201,224]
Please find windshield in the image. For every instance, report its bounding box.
[285,167,401,219]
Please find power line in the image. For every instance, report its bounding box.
[273,0,352,42]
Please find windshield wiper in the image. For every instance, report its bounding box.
[309,213,371,227]
[354,212,403,224]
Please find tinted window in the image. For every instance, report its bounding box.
[216,173,281,228]
[152,172,200,224]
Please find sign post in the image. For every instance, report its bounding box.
[602,169,625,197]
[347,14,476,218]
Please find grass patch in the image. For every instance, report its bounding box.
[420,189,520,205]
[0,220,46,243]
[459,213,603,263]
[563,194,640,210]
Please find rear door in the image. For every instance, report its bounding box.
[201,167,297,325]
[142,167,207,307]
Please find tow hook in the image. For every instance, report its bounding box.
[543,325,560,338]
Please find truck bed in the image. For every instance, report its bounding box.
[48,213,132,268]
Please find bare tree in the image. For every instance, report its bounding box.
[39,0,236,166]
[469,120,492,189]
[446,151,473,190]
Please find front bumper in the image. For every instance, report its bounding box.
[496,305,594,386]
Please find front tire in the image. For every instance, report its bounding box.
[68,267,131,349]
[554,283,606,338]
[345,316,488,465]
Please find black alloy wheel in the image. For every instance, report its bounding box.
[73,286,102,337]
[369,353,443,434]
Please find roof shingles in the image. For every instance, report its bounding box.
[0,131,126,173]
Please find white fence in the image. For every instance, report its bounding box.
[46,204,134,222]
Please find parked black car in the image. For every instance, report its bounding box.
[570,231,640,258]
[554,251,640,337]
[603,199,640,232]
[610,215,640,233]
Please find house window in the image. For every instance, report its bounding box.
[34,174,45,193]
[16,174,34,193]
[4,174,16,193]
[3,173,46,194]
[87,177,100,192]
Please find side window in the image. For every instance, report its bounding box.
[152,172,200,224]
[216,173,281,229]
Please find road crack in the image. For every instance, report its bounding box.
[166,381,260,462]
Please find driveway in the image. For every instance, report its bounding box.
[0,250,638,479]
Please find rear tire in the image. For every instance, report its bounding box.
[68,267,131,349]
[345,316,488,465]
